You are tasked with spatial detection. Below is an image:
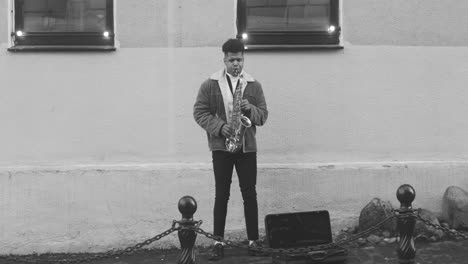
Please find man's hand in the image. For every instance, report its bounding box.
[240,99,251,113]
[221,124,234,138]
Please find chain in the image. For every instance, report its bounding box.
[5,209,466,263]
[185,214,402,257]
[414,210,468,240]
[0,223,179,264]
[173,219,203,228]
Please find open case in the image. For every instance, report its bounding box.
[265,210,348,264]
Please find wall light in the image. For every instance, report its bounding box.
[103,31,110,38]
[242,33,248,40]
[16,30,24,37]
[327,25,336,34]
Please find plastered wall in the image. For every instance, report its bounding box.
[1,47,468,166]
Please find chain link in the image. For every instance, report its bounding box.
[4,208,468,263]
[183,211,465,259]
[185,214,404,257]
[0,223,179,264]
[414,210,468,240]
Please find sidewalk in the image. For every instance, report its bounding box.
[2,240,468,264]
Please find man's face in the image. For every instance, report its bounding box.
[224,52,244,77]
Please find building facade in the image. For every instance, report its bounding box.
[1,0,468,254]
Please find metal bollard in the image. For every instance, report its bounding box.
[177,196,198,264]
[396,184,416,264]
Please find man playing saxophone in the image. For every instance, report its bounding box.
[193,38,268,260]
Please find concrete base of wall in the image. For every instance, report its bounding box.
[1,161,468,254]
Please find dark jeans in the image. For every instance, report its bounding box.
[212,151,259,241]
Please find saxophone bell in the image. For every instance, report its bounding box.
[240,115,251,128]
[225,114,251,153]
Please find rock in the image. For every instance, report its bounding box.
[383,237,397,244]
[335,231,348,241]
[441,222,450,229]
[382,230,391,238]
[348,226,358,234]
[359,198,396,234]
[357,238,367,246]
[434,230,445,239]
[449,229,457,236]
[415,234,430,243]
[367,234,382,244]
[362,246,375,250]
[441,186,468,229]
[415,209,443,239]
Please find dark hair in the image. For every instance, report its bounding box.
[222,38,245,54]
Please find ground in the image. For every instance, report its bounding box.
[2,240,468,264]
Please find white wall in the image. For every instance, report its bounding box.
[2,163,468,254]
[2,47,468,166]
[344,0,468,46]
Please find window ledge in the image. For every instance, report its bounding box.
[8,45,116,52]
[244,44,344,51]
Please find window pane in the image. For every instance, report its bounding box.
[21,0,107,32]
[246,0,331,31]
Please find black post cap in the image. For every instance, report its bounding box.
[396,184,416,208]
[178,196,197,220]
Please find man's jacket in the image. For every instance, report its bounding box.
[193,69,268,152]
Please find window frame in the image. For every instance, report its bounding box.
[9,0,116,51]
[236,0,342,49]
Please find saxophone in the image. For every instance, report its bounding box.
[225,72,252,153]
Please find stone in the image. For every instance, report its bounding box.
[415,234,430,243]
[441,186,468,229]
[362,246,375,250]
[348,226,358,234]
[414,209,444,239]
[335,231,348,241]
[434,230,445,239]
[382,230,391,238]
[358,198,396,235]
[383,237,397,244]
[367,234,382,244]
[441,222,450,229]
[357,238,367,246]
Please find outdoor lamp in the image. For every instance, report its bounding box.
[327,25,336,33]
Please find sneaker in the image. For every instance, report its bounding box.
[248,240,268,256]
[208,243,224,261]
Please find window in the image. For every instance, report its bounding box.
[237,0,341,49]
[9,0,115,51]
